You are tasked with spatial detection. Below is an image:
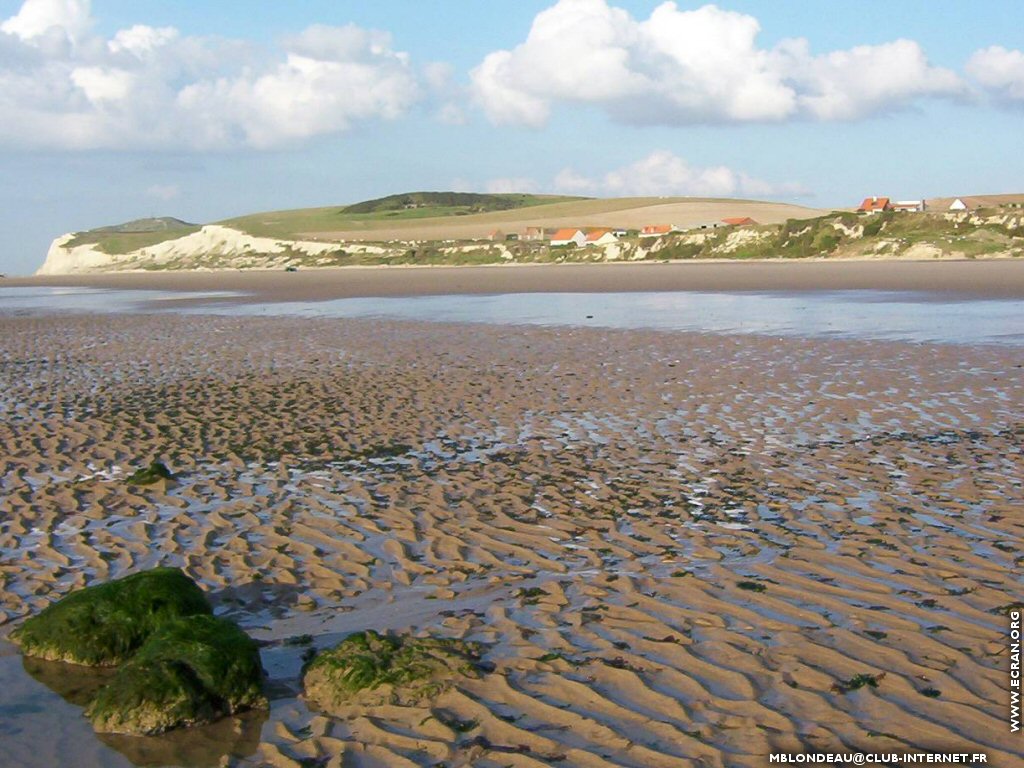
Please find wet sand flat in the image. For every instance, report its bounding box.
[0,312,1022,767]
[7,258,1024,302]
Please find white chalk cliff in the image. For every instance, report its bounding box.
[35,225,349,275]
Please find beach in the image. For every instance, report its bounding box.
[8,258,1024,301]
[1,296,1022,766]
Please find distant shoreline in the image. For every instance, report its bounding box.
[5,258,1024,302]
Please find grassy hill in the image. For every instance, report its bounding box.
[221,192,588,239]
[53,193,1024,273]
[220,194,823,241]
[66,217,200,255]
[339,191,581,215]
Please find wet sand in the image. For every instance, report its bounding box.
[1,312,1022,767]
[6,258,1024,302]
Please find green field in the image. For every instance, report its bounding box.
[66,217,200,255]
[66,228,202,255]
[220,192,589,239]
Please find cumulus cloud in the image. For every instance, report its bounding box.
[966,46,1024,103]
[1,0,91,42]
[471,0,964,126]
[551,150,806,198]
[484,177,538,194]
[0,0,421,150]
[475,151,805,198]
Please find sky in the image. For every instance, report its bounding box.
[0,0,1022,275]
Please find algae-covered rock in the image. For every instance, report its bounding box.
[10,567,211,665]
[86,614,267,735]
[126,460,173,485]
[303,630,484,711]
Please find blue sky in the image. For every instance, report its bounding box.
[0,0,1022,275]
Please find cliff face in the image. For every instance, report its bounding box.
[35,225,342,275]
[37,234,121,275]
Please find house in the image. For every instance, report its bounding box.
[892,200,925,213]
[485,229,505,241]
[858,196,891,214]
[522,227,546,241]
[640,224,675,238]
[550,228,586,247]
[585,228,618,245]
[949,198,970,212]
[721,217,758,226]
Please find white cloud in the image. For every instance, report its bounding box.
[1,0,91,42]
[550,150,806,198]
[471,0,963,127]
[0,1,421,150]
[484,177,538,194]
[109,24,178,56]
[966,45,1024,103]
[781,38,964,120]
[70,65,133,102]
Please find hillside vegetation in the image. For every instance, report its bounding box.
[221,192,589,239]
[247,209,1024,270]
[39,194,1024,274]
[340,191,580,215]
[218,194,821,241]
[67,217,200,255]
[652,209,1024,261]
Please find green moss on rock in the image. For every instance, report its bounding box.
[126,460,173,485]
[86,614,267,735]
[303,630,484,711]
[10,568,211,666]
[86,618,266,737]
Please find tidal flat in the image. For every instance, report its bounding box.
[0,311,1021,767]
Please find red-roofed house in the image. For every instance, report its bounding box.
[858,196,891,214]
[550,228,586,247]
[721,217,758,226]
[585,228,618,245]
[640,224,674,238]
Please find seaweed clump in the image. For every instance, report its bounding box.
[303,630,484,711]
[11,568,267,735]
[126,460,173,486]
[10,567,210,665]
[86,615,267,735]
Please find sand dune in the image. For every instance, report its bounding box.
[0,312,1021,766]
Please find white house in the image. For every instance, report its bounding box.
[550,228,586,247]
[949,198,970,212]
[892,200,925,212]
[585,229,619,246]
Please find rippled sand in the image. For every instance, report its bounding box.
[1,313,1022,767]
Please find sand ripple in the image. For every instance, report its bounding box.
[0,313,1021,766]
